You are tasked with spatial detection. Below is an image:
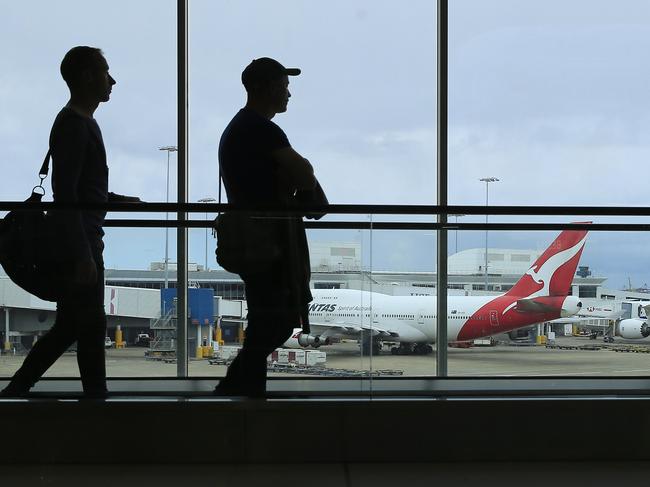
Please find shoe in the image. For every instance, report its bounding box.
[82,389,109,400]
[0,385,30,398]
[212,383,265,399]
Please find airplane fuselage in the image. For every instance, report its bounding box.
[308,289,578,343]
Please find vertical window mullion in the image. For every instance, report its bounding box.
[176,0,189,377]
[436,0,449,377]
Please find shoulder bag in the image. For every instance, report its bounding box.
[0,150,61,301]
[213,168,283,275]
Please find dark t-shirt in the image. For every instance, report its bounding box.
[218,107,314,328]
[49,107,108,260]
[218,108,290,205]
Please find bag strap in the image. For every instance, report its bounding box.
[218,165,222,206]
[39,149,51,180]
[31,150,51,199]
[212,166,223,238]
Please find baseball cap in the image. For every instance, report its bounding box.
[241,57,301,90]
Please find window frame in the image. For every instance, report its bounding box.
[2,0,650,391]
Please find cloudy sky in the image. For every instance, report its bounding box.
[2,0,650,289]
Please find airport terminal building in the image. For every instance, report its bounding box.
[1,242,646,350]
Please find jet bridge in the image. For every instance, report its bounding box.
[0,277,160,349]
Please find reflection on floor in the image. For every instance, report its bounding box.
[3,463,650,487]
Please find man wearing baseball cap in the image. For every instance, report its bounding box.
[216,57,327,397]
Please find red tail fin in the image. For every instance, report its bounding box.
[505,223,590,298]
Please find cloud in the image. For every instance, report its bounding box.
[2,0,650,287]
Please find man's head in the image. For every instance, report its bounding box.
[60,46,116,102]
[242,57,300,114]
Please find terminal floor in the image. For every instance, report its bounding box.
[3,462,649,486]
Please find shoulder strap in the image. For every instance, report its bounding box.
[30,150,51,197]
[218,165,222,204]
[39,150,51,180]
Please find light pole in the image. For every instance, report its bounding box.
[450,213,465,255]
[479,177,499,292]
[160,146,177,289]
[198,197,216,271]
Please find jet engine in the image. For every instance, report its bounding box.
[616,319,650,339]
[284,332,330,349]
[561,296,583,318]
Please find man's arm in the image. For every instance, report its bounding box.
[108,192,142,203]
[272,146,316,191]
[295,179,328,220]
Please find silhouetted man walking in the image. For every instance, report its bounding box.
[1,46,139,398]
[215,57,327,397]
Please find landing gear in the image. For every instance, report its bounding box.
[391,343,413,355]
[360,331,382,355]
[389,343,434,355]
[603,336,615,343]
[413,343,434,355]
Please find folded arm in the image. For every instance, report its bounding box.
[272,146,316,192]
[108,192,142,203]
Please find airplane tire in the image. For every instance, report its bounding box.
[413,344,428,355]
[360,340,381,355]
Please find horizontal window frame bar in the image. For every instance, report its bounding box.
[4,377,650,397]
[102,220,650,231]
[3,202,650,217]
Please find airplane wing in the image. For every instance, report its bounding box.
[576,310,625,321]
[570,319,613,330]
[309,322,400,341]
[516,298,559,314]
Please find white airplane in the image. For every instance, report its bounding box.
[284,226,589,355]
[574,301,650,342]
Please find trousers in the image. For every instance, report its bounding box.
[218,272,296,395]
[8,245,107,394]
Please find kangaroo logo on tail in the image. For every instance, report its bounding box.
[505,224,590,299]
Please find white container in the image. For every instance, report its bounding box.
[305,350,326,366]
[277,349,290,364]
[219,345,241,361]
[289,349,306,365]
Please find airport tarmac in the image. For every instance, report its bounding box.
[1,336,650,379]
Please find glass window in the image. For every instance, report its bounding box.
[4,0,647,397]
[187,0,438,388]
[449,228,650,377]
[449,0,650,208]
[0,0,177,379]
[189,0,437,205]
